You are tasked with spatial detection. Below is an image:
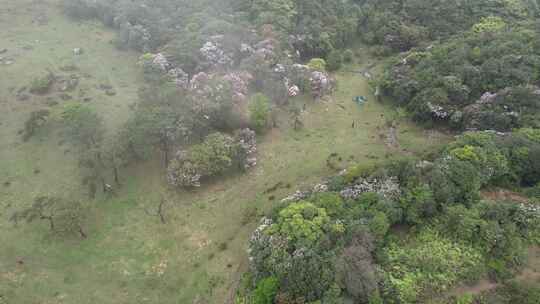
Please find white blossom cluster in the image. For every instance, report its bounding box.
[167,68,189,89]
[340,177,401,200]
[479,91,498,104]
[427,102,450,119]
[247,217,292,279]
[281,190,311,203]
[279,182,329,204]
[140,53,190,89]
[236,128,258,170]
[273,64,286,75]
[189,72,212,96]
[151,53,169,71]
[166,154,202,188]
[200,41,233,69]
[292,63,310,73]
[248,217,273,264]
[248,217,273,251]
[224,72,253,103]
[517,203,540,219]
[312,183,329,193]
[254,39,276,60]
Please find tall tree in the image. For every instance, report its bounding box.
[10,196,89,239]
[61,103,107,197]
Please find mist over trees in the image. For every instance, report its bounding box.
[5,0,540,303]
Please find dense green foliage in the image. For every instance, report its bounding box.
[249,93,271,132]
[252,277,279,304]
[326,50,343,72]
[382,230,484,302]
[61,103,104,151]
[246,130,540,303]
[307,58,327,72]
[358,0,538,53]
[379,24,540,130]
[353,0,540,133]
[237,0,361,59]
[167,133,237,187]
[63,0,363,61]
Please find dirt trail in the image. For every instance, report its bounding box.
[439,192,539,301]
[225,259,249,304]
[481,188,531,204]
[444,189,540,298]
[444,246,540,299]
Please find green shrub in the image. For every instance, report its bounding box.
[253,277,279,304]
[307,58,327,72]
[249,93,271,133]
[499,281,540,303]
[382,229,484,303]
[368,292,384,304]
[368,211,390,240]
[456,293,474,304]
[343,49,354,63]
[524,183,540,200]
[167,133,236,187]
[29,73,54,94]
[22,110,50,141]
[472,16,507,33]
[311,192,344,217]
[446,132,509,185]
[326,175,347,191]
[516,128,540,143]
[270,201,333,246]
[429,158,481,207]
[400,184,437,225]
[487,259,514,282]
[326,50,343,71]
[344,163,377,183]
[321,283,342,304]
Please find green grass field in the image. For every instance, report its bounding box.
[0,1,450,303]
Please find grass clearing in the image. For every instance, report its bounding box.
[0,1,450,303]
[0,0,141,206]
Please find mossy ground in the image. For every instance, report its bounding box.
[0,1,449,303]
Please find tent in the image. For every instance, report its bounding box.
[353,96,367,105]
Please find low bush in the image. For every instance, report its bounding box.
[167,133,236,188]
[326,50,343,71]
[343,49,354,63]
[381,229,484,303]
[252,277,279,304]
[22,110,50,141]
[307,58,327,72]
[249,93,271,133]
[29,72,54,94]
